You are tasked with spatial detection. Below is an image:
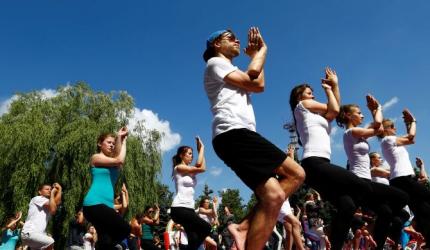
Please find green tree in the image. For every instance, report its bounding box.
[0,83,163,249]
[218,188,245,223]
[196,183,214,208]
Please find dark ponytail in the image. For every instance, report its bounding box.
[289,84,312,146]
[171,146,192,178]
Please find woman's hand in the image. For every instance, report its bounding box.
[118,127,128,139]
[402,109,415,123]
[366,94,380,111]
[196,136,204,151]
[321,67,338,88]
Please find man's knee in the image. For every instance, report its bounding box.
[256,179,285,207]
[278,159,306,186]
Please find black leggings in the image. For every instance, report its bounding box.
[360,179,409,249]
[301,157,372,250]
[83,204,130,250]
[141,239,159,250]
[170,207,211,250]
[390,175,430,246]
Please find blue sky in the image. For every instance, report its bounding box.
[1,1,429,203]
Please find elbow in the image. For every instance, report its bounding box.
[253,85,265,93]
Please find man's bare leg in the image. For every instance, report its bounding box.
[246,177,285,250]
[227,210,253,250]
[274,157,305,198]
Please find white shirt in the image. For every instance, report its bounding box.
[343,129,371,179]
[381,135,415,179]
[204,57,256,138]
[171,167,197,209]
[277,199,293,222]
[294,102,331,160]
[22,196,50,234]
[83,233,95,250]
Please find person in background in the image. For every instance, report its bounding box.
[0,211,24,250]
[21,183,62,250]
[141,205,160,250]
[82,127,131,249]
[66,209,86,250]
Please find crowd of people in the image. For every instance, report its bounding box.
[1,26,430,250]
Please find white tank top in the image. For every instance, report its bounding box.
[171,167,197,209]
[294,102,331,160]
[343,129,371,179]
[372,176,390,185]
[380,136,415,180]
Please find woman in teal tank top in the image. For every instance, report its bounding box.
[83,127,131,250]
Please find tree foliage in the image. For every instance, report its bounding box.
[0,82,163,248]
[217,188,245,223]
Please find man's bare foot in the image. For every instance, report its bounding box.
[228,223,247,250]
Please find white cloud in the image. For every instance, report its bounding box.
[1,88,59,116]
[209,166,223,177]
[382,97,399,111]
[0,95,18,116]
[39,88,58,100]
[128,108,181,153]
[330,126,339,137]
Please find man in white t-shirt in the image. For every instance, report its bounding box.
[203,28,305,250]
[21,183,62,250]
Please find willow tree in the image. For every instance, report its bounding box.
[0,82,162,248]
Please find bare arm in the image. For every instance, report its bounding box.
[370,167,390,178]
[177,137,206,175]
[4,212,22,230]
[396,109,416,146]
[416,157,428,181]
[224,27,267,93]
[91,127,128,167]
[321,67,340,120]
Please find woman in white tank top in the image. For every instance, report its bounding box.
[378,109,430,247]
[170,137,214,250]
[336,95,409,248]
[289,68,372,250]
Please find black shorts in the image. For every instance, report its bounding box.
[212,128,287,190]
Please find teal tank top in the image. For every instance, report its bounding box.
[83,166,119,208]
[141,224,153,240]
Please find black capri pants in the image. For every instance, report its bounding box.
[390,175,430,247]
[301,157,372,250]
[170,206,211,250]
[83,204,130,250]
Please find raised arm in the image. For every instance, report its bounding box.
[176,137,206,175]
[321,67,340,121]
[46,183,62,215]
[416,157,428,183]
[91,127,128,167]
[351,95,383,139]
[4,212,22,230]
[396,109,416,146]
[224,27,267,93]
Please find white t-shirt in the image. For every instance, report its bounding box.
[294,102,331,160]
[22,196,50,234]
[372,175,390,185]
[171,167,197,209]
[83,233,95,250]
[204,57,256,138]
[381,135,415,179]
[343,129,371,179]
[277,199,293,222]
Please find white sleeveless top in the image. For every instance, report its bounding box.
[372,175,390,185]
[380,136,415,180]
[343,129,371,179]
[171,167,197,209]
[294,102,331,160]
